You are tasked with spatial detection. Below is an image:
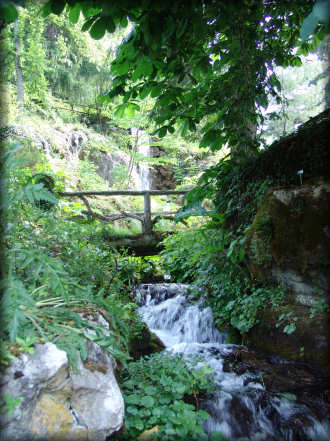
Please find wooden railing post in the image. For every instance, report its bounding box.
[143,191,152,234]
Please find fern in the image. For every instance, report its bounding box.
[0,278,36,341]
[18,183,58,206]
[1,144,134,371]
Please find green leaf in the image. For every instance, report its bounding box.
[125,394,140,405]
[150,85,163,98]
[104,16,116,33]
[200,129,218,148]
[198,409,210,419]
[132,57,154,80]
[0,4,18,22]
[158,126,167,137]
[126,103,140,117]
[89,17,106,40]
[50,0,66,15]
[139,85,152,99]
[126,405,139,415]
[135,419,144,431]
[114,60,130,75]
[81,16,97,32]
[68,3,81,24]
[141,396,155,407]
[41,1,52,18]
[81,6,101,19]
[120,15,128,28]
[114,104,126,118]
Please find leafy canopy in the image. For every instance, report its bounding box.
[37,0,329,155]
[1,0,328,154]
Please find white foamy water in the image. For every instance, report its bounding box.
[136,283,330,441]
[131,128,151,191]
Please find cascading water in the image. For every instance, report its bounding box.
[135,283,330,441]
[131,128,151,190]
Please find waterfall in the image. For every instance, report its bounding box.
[131,128,151,190]
[135,283,330,441]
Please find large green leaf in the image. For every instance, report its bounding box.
[0,3,18,22]
[68,3,81,24]
[89,17,106,39]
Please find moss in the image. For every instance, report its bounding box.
[216,109,330,230]
[246,183,330,284]
[246,304,330,374]
[225,326,243,345]
[128,322,164,360]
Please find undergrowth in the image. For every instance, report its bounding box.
[120,352,212,440]
[0,145,146,370]
[160,227,285,336]
[162,112,330,337]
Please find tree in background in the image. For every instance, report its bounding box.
[261,51,326,144]
[36,0,328,158]
[315,34,330,107]
[0,1,128,115]
[1,1,329,154]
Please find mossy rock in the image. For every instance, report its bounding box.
[129,322,165,360]
[245,302,330,374]
[245,181,330,372]
[246,181,330,296]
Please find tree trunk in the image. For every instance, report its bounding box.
[316,35,330,109]
[14,19,24,112]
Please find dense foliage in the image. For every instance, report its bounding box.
[161,108,330,337]
[0,145,150,369]
[39,0,328,156]
[160,226,285,336]
[120,352,212,440]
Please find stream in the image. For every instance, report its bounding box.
[135,283,330,441]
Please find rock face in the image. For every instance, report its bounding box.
[245,181,330,372]
[0,341,124,441]
[10,123,88,163]
[89,148,141,187]
[150,145,176,190]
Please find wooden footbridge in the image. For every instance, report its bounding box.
[58,189,190,255]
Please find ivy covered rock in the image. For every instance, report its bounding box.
[0,342,124,441]
[245,181,330,372]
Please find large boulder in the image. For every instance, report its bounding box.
[0,340,124,441]
[245,181,330,372]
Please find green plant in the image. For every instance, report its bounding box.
[275,312,298,335]
[121,352,212,440]
[14,336,37,354]
[160,226,285,335]
[0,395,23,418]
[0,145,141,371]
[210,432,230,441]
[309,298,329,318]
[249,233,272,267]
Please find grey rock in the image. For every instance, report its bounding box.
[0,331,124,441]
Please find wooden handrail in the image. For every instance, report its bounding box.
[58,189,190,234]
[58,190,189,196]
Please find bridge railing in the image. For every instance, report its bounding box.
[58,190,190,234]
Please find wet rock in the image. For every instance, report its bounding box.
[128,322,165,360]
[223,347,330,422]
